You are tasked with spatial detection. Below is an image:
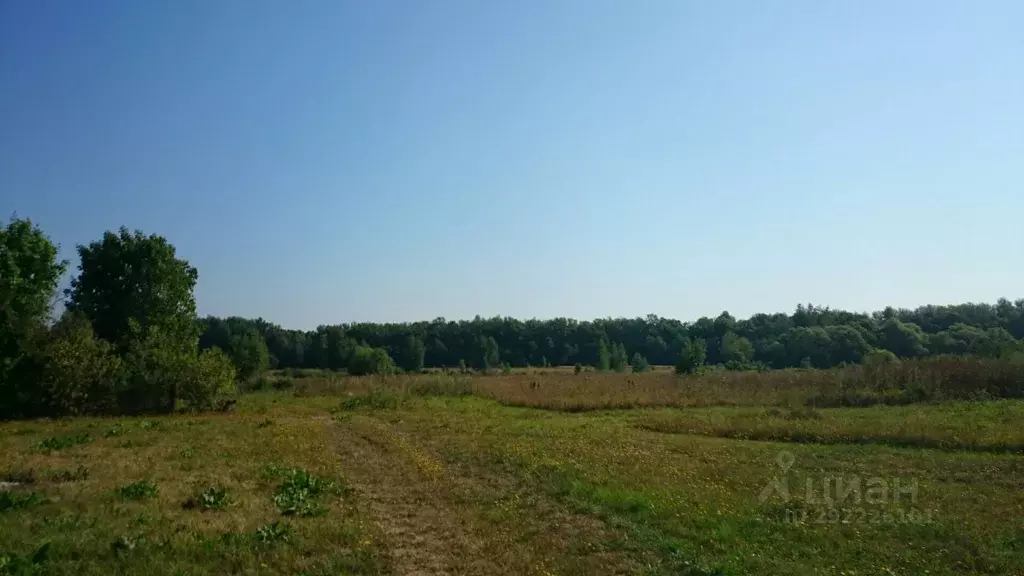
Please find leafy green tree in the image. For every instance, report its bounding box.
[596,339,611,371]
[348,346,395,375]
[0,217,68,417]
[877,319,928,358]
[228,327,270,381]
[477,335,500,372]
[971,327,1020,358]
[38,312,123,416]
[825,325,871,365]
[781,327,833,368]
[65,228,199,353]
[401,335,426,372]
[117,323,196,414]
[630,352,650,373]
[306,331,328,369]
[609,342,629,372]
[675,338,707,375]
[178,347,237,412]
[325,327,356,371]
[720,332,754,364]
[65,229,205,413]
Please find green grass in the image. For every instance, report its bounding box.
[634,400,1024,452]
[34,433,93,453]
[116,480,158,501]
[1,382,1022,575]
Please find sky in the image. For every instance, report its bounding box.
[2,0,1022,329]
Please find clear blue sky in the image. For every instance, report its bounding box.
[2,0,1021,329]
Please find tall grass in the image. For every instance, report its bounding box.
[265,357,1024,412]
[475,356,1024,411]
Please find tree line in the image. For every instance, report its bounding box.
[201,300,1024,375]
[4,214,1024,421]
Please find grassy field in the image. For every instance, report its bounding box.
[2,372,1022,575]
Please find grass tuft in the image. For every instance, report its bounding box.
[182,486,230,511]
[34,433,92,453]
[254,521,292,545]
[115,480,158,501]
[271,469,341,517]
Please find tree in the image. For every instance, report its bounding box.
[348,346,395,376]
[178,347,237,412]
[477,336,500,372]
[325,328,356,371]
[675,338,707,375]
[596,339,611,371]
[228,327,270,381]
[630,353,650,373]
[609,342,629,372]
[401,335,426,372]
[37,312,123,417]
[781,327,833,368]
[65,228,199,353]
[65,228,201,413]
[877,319,928,359]
[825,325,871,365]
[720,332,754,365]
[0,217,68,418]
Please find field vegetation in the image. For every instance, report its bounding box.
[2,217,1022,574]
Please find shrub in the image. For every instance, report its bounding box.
[271,469,340,517]
[0,491,43,512]
[36,313,123,416]
[573,363,583,375]
[863,349,900,366]
[347,346,395,376]
[178,348,237,412]
[183,486,230,511]
[35,433,92,452]
[675,338,707,375]
[630,353,651,373]
[255,521,291,545]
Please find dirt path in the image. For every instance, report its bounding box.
[333,415,498,575]
[332,414,644,576]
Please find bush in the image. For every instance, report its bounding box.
[347,346,395,376]
[573,363,583,375]
[255,521,292,545]
[183,486,230,511]
[675,338,707,375]
[630,353,651,373]
[863,348,900,366]
[178,348,237,412]
[36,314,123,416]
[271,468,341,517]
